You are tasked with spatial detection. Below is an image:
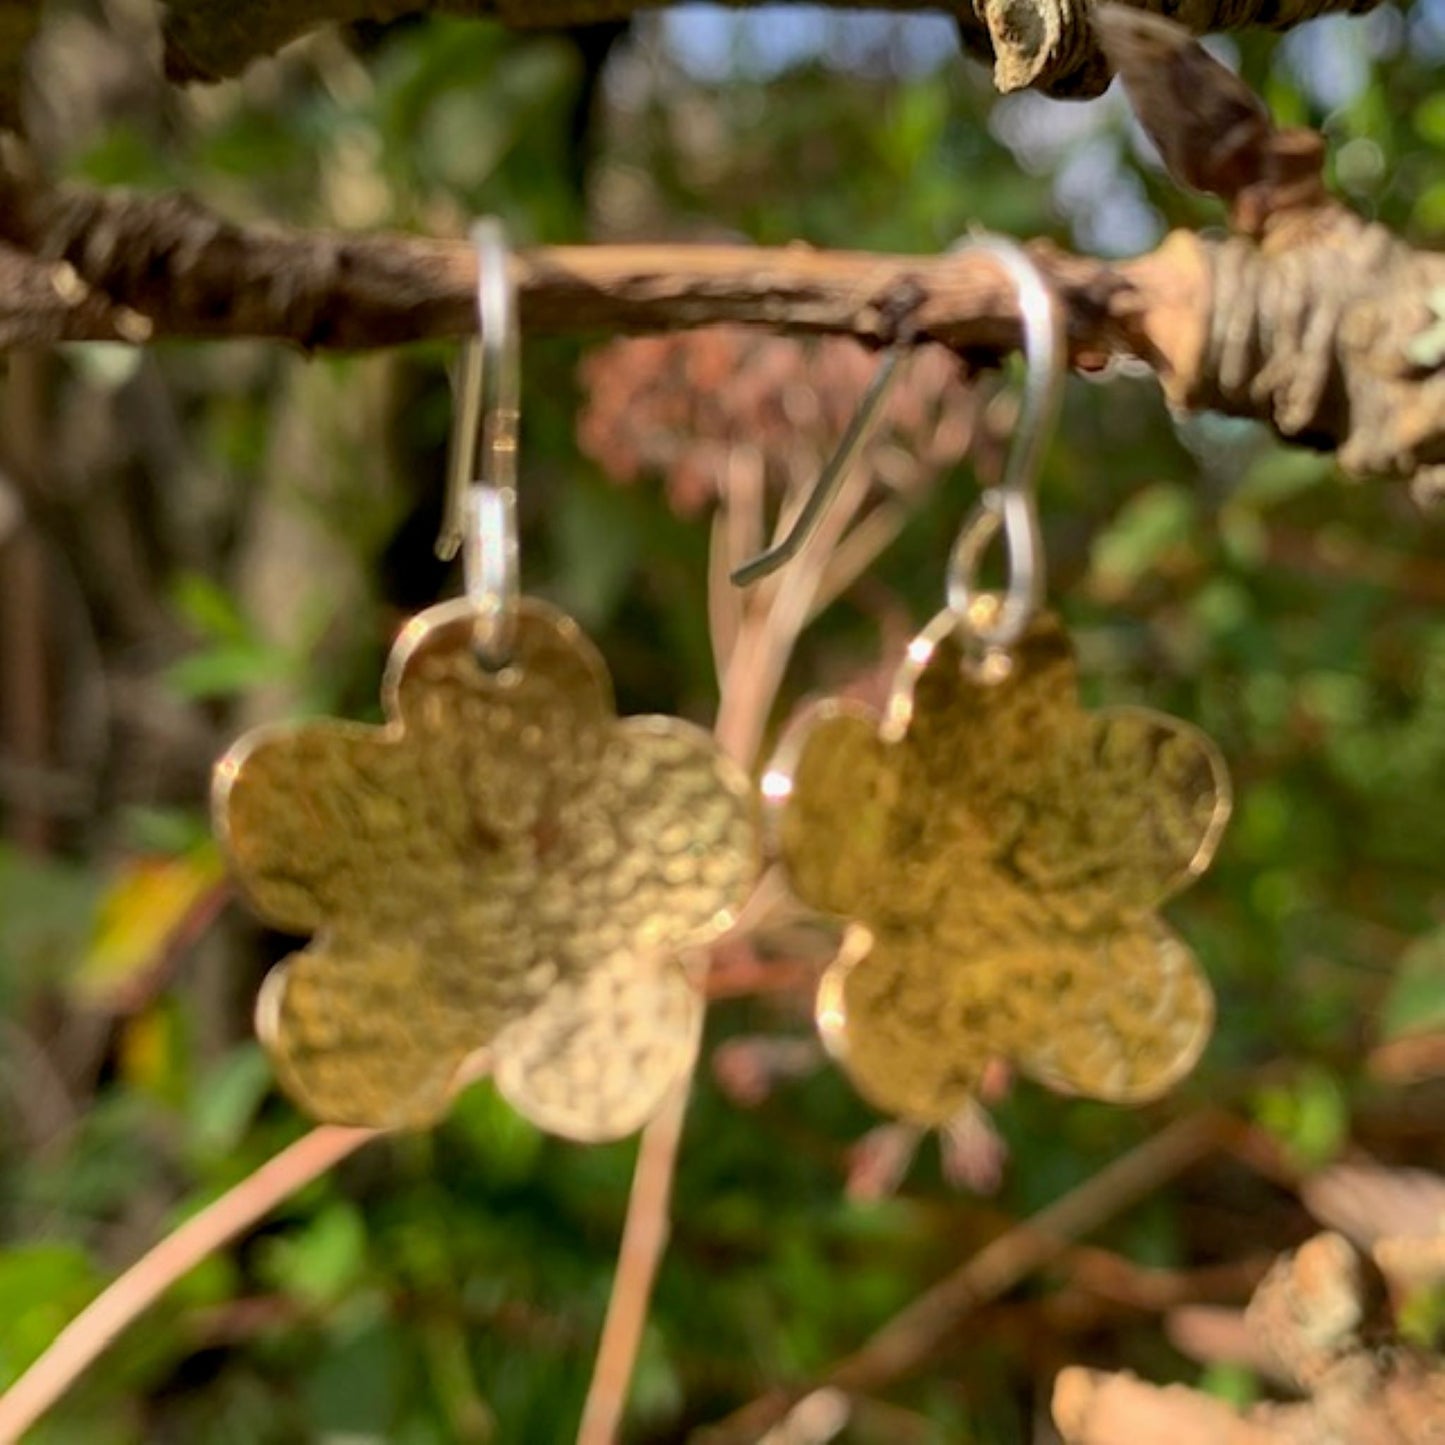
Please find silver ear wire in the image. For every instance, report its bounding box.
[729,345,905,587]
[437,218,521,666]
[944,235,1064,652]
[727,233,1066,655]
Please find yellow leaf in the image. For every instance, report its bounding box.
[119,1001,185,1101]
[73,846,226,1010]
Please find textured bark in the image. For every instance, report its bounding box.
[1100,8,1445,492]
[959,0,1379,98]
[0,10,1440,492]
[1054,1233,1445,1445]
[0,159,1173,360]
[154,0,1390,98]
[0,162,1439,492]
[0,0,1393,131]
[152,0,1387,97]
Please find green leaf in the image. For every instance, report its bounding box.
[1088,482,1198,598]
[187,1045,275,1164]
[1197,1362,1260,1410]
[550,480,642,631]
[1381,929,1445,1040]
[0,845,99,998]
[119,806,215,856]
[1415,93,1445,148]
[446,1085,543,1187]
[1231,446,1334,508]
[169,572,256,646]
[164,642,292,700]
[259,1202,370,1309]
[304,1318,401,1438]
[0,1245,100,1386]
[1253,1066,1349,1169]
[1398,1282,1445,1349]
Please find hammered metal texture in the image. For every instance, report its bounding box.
[214,597,758,1139]
[776,610,1231,1126]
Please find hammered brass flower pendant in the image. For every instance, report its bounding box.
[772,611,1231,1125]
[214,598,758,1140]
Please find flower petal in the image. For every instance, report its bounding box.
[387,598,617,836]
[815,925,1006,1126]
[560,716,757,950]
[214,722,390,934]
[221,597,761,1138]
[493,950,702,1142]
[899,615,1080,803]
[1005,706,1232,931]
[783,611,1227,1124]
[1019,918,1214,1102]
[776,705,899,921]
[257,938,485,1129]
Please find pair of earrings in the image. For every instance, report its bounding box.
[211,222,1231,1143]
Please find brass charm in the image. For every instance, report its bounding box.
[214,597,758,1139]
[772,610,1231,1125]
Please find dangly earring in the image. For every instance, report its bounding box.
[740,234,1232,1125]
[212,219,760,1141]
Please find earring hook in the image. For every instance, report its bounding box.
[944,235,1063,652]
[437,217,521,666]
[728,233,1065,656]
[729,345,906,587]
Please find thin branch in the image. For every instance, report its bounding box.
[0,188,1144,362]
[148,0,1390,106]
[0,1124,379,1445]
[696,1110,1225,1444]
[2,143,1438,490]
[577,1088,692,1445]
[0,0,1394,130]
[828,1109,1224,1390]
[576,419,878,1440]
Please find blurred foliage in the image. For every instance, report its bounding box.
[1,7,1444,1444]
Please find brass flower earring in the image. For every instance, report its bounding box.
[743,235,1232,1126]
[212,220,759,1141]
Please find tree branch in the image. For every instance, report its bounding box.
[1,14,1439,487]
[695,1112,1224,1443]
[151,0,1388,104]
[0,166,1154,357]
[0,1125,380,1445]
[1054,1232,1445,1445]
[1,159,1439,492]
[0,0,1393,133]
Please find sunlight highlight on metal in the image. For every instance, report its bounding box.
[213,597,760,1140]
[944,235,1064,652]
[771,609,1231,1125]
[437,218,523,663]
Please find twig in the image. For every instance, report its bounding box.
[1053,1369,1283,1445]
[1058,1230,1445,1444]
[573,613,787,1442]
[576,405,894,1441]
[576,1087,693,1445]
[1167,1304,1281,1377]
[0,169,1139,359]
[830,1111,1223,1390]
[697,1110,1224,1443]
[0,1124,378,1444]
[146,0,1387,109]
